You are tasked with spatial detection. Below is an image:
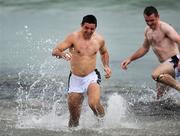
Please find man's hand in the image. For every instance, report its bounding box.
[61,52,72,61]
[104,66,112,79]
[120,58,131,70]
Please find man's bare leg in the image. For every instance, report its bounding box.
[68,92,84,127]
[152,63,180,98]
[156,82,169,99]
[156,73,180,91]
[87,83,105,117]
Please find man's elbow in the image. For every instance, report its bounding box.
[101,51,109,57]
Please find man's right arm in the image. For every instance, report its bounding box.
[121,38,150,70]
[129,44,149,62]
[52,34,73,60]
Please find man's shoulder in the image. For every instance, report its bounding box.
[94,32,104,41]
[144,26,150,35]
[160,21,170,26]
[160,21,174,29]
[66,31,79,40]
[159,21,175,33]
[68,31,78,37]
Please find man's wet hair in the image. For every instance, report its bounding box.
[81,15,97,27]
[144,6,159,17]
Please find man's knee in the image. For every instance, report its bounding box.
[152,73,168,82]
[89,99,102,112]
[151,72,158,81]
[151,72,163,81]
[89,101,105,117]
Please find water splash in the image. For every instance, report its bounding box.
[16,56,68,130]
[16,99,69,130]
[104,93,138,128]
[16,72,68,130]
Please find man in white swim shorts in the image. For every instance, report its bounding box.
[52,15,111,127]
[121,6,180,99]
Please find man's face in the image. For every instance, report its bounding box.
[144,13,159,30]
[81,23,96,39]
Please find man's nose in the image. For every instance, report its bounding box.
[87,29,91,33]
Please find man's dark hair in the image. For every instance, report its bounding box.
[81,15,97,27]
[144,6,159,17]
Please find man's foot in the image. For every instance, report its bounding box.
[94,116,104,127]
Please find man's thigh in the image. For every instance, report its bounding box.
[68,92,84,106]
[152,62,174,76]
[87,83,101,102]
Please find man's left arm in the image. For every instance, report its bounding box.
[164,23,180,50]
[174,35,180,70]
[165,24,180,70]
[174,35,180,71]
[99,40,112,79]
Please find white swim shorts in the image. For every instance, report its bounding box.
[68,69,101,93]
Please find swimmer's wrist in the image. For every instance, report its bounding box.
[128,57,133,62]
[61,52,71,60]
[104,65,110,69]
[62,52,67,59]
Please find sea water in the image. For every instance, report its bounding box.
[1,0,180,135]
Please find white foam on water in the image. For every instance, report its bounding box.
[15,56,70,131]
[16,100,69,131]
[161,89,180,105]
[103,93,138,129]
[77,93,139,129]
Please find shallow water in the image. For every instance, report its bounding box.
[1,0,180,135]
